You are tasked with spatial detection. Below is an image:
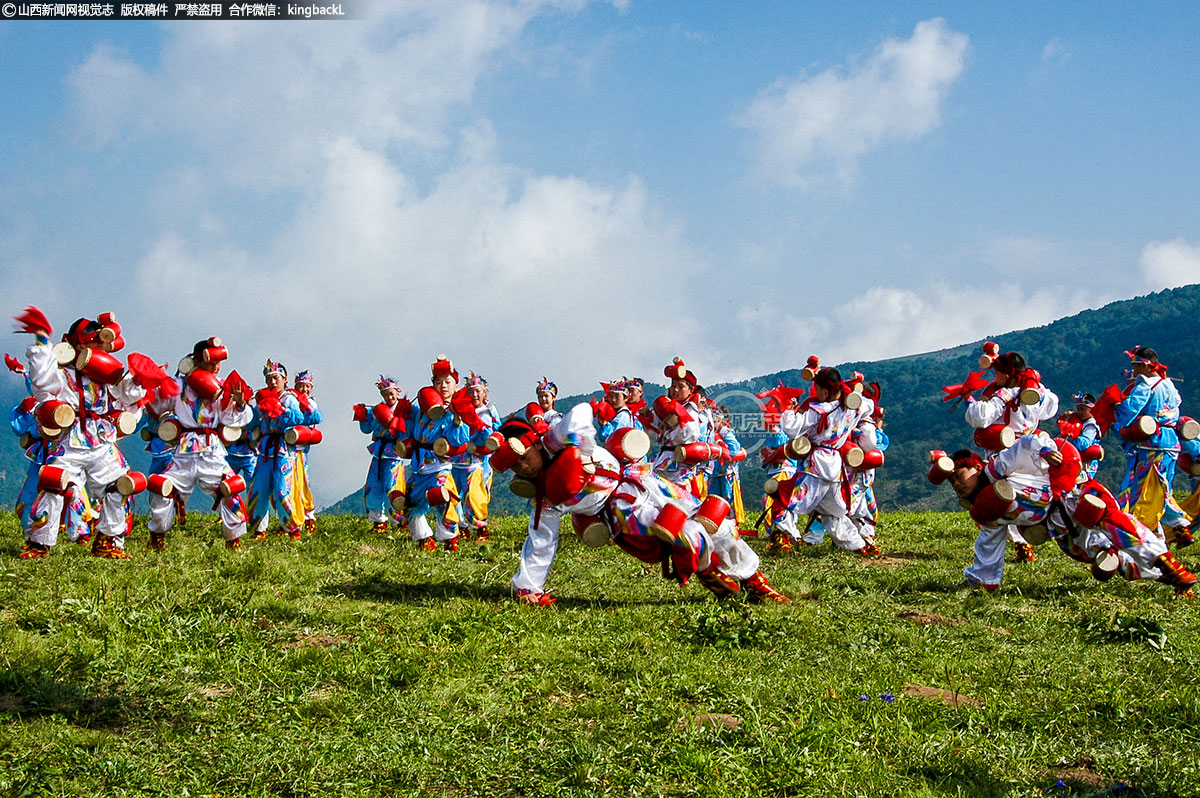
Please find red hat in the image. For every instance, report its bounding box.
[663,356,697,388]
[431,355,458,383]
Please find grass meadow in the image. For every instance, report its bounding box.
[1,510,1199,797]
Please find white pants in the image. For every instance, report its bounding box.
[784,474,866,552]
[513,505,562,593]
[410,513,458,542]
[148,451,247,541]
[29,441,129,548]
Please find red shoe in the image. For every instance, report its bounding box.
[743,570,791,604]
[443,536,459,553]
[1156,552,1198,596]
[1170,526,1195,550]
[860,543,882,558]
[1014,543,1035,564]
[75,533,91,546]
[91,535,132,560]
[305,519,316,536]
[147,532,166,552]
[289,527,303,541]
[19,542,50,559]
[418,537,437,552]
[371,521,388,534]
[226,538,243,551]
[252,530,267,541]
[515,588,557,607]
[474,527,491,544]
[695,564,742,599]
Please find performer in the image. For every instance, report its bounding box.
[291,370,323,535]
[846,386,888,548]
[1113,346,1195,549]
[247,360,305,540]
[1058,393,1104,479]
[404,357,473,552]
[499,403,789,606]
[933,432,1196,596]
[452,372,501,544]
[642,358,718,497]
[776,366,880,557]
[8,374,93,548]
[13,308,164,559]
[626,377,647,417]
[354,376,409,533]
[146,339,254,550]
[596,378,642,444]
[960,347,1059,565]
[706,406,748,527]
[536,377,562,426]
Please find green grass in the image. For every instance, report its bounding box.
[1,511,1198,797]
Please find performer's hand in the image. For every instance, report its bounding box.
[1043,449,1064,466]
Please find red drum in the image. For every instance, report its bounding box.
[75,348,124,384]
[509,477,537,500]
[927,452,955,485]
[842,391,862,410]
[158,415,182,444]
[148,474,175,497]
[839,441,865,468]
[200,345,228,364]
[674,442,722,465]
[111,410,138,438]
[973,424,1015,451]
[649,502,689,545]
[1072,492,1106,528]
[785,436,811,459]
[1091,549,1119,582]
[1119,416,1157,442]
[372,403,394,425]
[858,448,885,469]
[800,355,820,381]
[284,426,322,446]
[969,479,1017,525]
[35,400,76,430]
[389,489,407,512]
[37,465,71,493]
[425,484,455,507]
[102,334,125,353]
[219,474,246,498]
[219,425,243,444]
[572,513,612,548]
[1177,417,1200,442]
[417,386,445,420]
[186,368,223,401]
[1080,444,1105,462]
[605,427,650,463]
[695,495,731,535]
[116,471,148,496]
[1179,453,1200,477]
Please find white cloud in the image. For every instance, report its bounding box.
[736,18,968,189]
[1041,36,1070,66]
[1139,238,1200,290]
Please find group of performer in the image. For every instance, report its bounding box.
[7,307,322,558]
[7,305,1198,602]
[932,342,1199,596]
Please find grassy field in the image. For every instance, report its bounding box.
[1,510,1198,798]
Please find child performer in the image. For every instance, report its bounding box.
[405,357,473,552]
[452,372,501,543]
[247,360,305,540]
[146,339,254,550]
[291,370,323,535]
[354,376,410,533]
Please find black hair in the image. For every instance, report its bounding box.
[814,368,842,390]
[993,352,1026,374]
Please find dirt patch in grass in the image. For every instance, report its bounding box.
[286,634,353,649]
[186,685,234,701]
[677,713,742,730]
[900,611,962,627]
[1040,757,1108,788]
[0,694,25,712]
[899,611,1010,636]
[863,556,912,568]
[356,544,389,558]
[902,684,981,708]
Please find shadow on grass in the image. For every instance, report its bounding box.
[322,574,715,609]
[0,667,192,729]
[904,761,1010,797]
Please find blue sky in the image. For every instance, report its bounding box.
[2,2,1198,504]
